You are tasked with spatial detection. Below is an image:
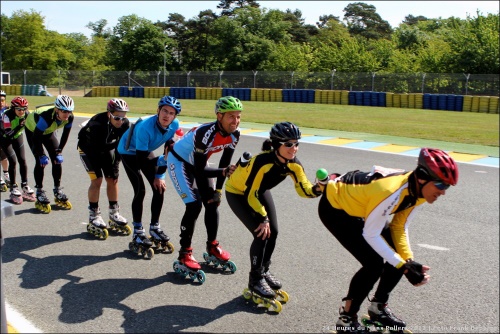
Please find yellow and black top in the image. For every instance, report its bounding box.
[226,151,318,220]
[323,166,427,269]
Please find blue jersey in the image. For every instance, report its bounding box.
[117,115,179,156]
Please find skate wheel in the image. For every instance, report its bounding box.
[144,248,154,259]
[100,229,109,240]
[202,252,210,264]
[227,261,237,273]
[252,295,263,305]
[122,225,132,235]
[196,270,206,284]
[242,288,252,300]
[267,300,282,313]
[164,241,174,253]
[128,242,138,253]
[173,261,181,274]
[275,289,289,303]
[0,185,7,192]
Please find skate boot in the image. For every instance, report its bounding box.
[334,309,369,333]
[0,177,6,192]
[87,207,108,240]
[149,222,174,253]
[53,186,72,209]
[9,184,23,205]
[21,183,36,202]
[243,270,282,313]
[173,247,206,283]
[35,188,51,213]
[362,301,410,333]
[203,240,237,273]
[262,262,289,303]
[108,205,131,235]
[3,171,10,184]
[128,226,154,259]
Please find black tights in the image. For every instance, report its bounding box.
[226,190,278,273]
[0,135,29,187]
[25,131,62,189]
[318,195,404,315]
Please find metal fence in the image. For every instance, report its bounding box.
[3,70,499,96]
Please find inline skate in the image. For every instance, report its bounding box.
[87,207,108,240]
[329,309,369,333]
[173,247,206,283]
[35,188,51,213]
[262,265,289,303]
[243,270,283,313]
[108,205,131,235]
[53,187,72,209]
[9,184,23,205]
[0,177,6,192]
[202,240,237,273]
[361,301,411,333]
[21,183,36,202]
[128,226,154,259]
[149,222,174,253]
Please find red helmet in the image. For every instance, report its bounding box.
[107,98,129,112]
[11,96,28,108]
[418,148,459,186]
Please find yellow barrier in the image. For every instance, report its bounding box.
[462,95,472,112]
[400,94,409,108]
[333,90,341,104]
[471,96,480,112]
[414,93,423,109]
[340,90,349,105]
[408,94,416,108]
[488,96,499,114]
[385,93,394,108]
[112,86,119,97]
[478,96,489,113]
[393,94,401,108]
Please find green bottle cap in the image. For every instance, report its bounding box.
[316,168,328,180]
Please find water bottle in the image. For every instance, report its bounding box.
[237,152,252,167]
[316,168,329,185]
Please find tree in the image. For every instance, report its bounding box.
[217,0,260,16]
[343,2,393,40]
[402,14,428,26]
[86,19,112,39]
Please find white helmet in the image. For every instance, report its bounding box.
[55,95,74,112]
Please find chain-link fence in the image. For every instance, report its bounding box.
[3,70,499,96]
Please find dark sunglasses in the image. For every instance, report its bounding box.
[110,115,126,121]
[280,141,299,148]
[58,109,72,114]
[433,181,450,191]
[15,107,28,111]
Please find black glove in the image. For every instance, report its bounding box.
[401,260,425,285]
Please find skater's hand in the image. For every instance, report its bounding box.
[154,178,167,194]
[207,189,222,206]
[55,154,64,164]
[402,260,430,286]
[39,155,49,167]
[255,219,270,240]
[223,165,236,178]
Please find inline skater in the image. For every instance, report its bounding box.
[24,95,75,213]
[0,90,10,191]
[166,96,242,280]
[0,96,35,204]
[225,121,322,310]
[78,98,131,239]
[317,148,459,333]
[117,95,180,258]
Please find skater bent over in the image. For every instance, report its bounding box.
[166,96,242,275]
[117,95,181,257]
[0,90,10,191]
[317,148,459,333]
[78,98,131,238]
[0,96,36,204]
[225,122,322,301]
[24,95,75,212]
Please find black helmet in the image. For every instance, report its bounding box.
[270,121,301,142]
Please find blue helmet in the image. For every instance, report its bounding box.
[55,95,74,112]
[158,95,181,114]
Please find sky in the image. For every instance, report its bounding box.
[1,1,499,37]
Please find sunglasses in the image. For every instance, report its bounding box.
[110,115,126,121]
[15,107,28,111]
[433,181,450,191]
[280,141,299,148]
[58,109,72,114]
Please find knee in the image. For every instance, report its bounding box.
[186,201,202,215]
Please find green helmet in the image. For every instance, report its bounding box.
[214,96,243,114]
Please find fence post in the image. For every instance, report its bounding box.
[186,71,191,87]
[290,71,294,89]
[253,70,258,88]
[23,70,27,86]
[463,73,470,95]
[126,71,132,87]
[331,69,336,90]
[156,71,161,87]
[371,72,376,91]
[421,73,426,94]
[218,70,224,87]
[58,70,62,95]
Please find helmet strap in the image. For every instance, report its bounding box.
[216,117,230,137]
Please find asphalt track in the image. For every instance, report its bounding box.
[1,115,499,333]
